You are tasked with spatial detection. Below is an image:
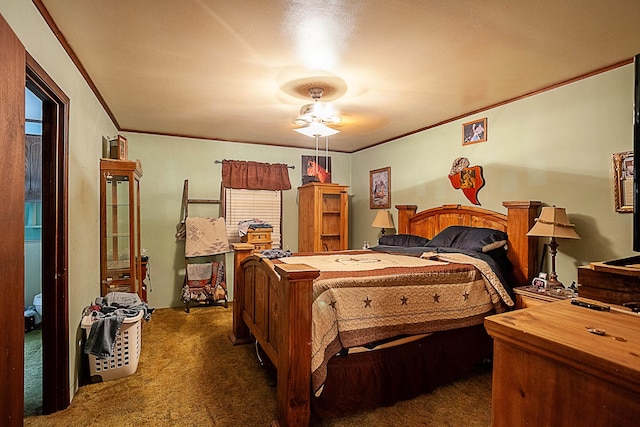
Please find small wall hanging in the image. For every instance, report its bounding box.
[612,150,633,212]
[462,118,487,145]
[448,157,485,205]
[370,167,391,209]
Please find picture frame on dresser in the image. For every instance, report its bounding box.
[109,134,128,160]
[612,150,633,213]
[302,155,332,184]
[370,167,391,209]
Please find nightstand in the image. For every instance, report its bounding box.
[513,285,576,309]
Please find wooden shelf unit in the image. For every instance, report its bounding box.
[100,159,144,300]
[298,182,349,252]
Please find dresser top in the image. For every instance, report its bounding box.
[485,299,640,391]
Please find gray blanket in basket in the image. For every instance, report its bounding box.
[84,292,154,359]
[84,312,126,359]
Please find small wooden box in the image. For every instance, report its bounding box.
[241,228,273,251]
[109,135,128,160]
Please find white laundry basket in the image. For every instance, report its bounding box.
[81,310,144,382]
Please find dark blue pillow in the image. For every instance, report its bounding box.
[425,226,507,253]
[378,234,429,247]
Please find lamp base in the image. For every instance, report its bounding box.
[546,277,564,289]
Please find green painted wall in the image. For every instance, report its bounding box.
[126,133,351,307]
[351,65,634,288]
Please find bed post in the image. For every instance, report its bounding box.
[229,243,255,345]
[396,205,418,234]
[502,201,541,287]
[272,264,320,427]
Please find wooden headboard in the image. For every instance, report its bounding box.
[396,201,541,287]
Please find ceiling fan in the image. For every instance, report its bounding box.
[293,87,341,137]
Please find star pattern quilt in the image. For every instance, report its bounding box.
[279,251,512,392]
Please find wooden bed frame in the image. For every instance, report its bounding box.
[229,201,540,426]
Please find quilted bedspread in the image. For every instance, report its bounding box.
[279,251,513,393]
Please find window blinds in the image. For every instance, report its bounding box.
[223,188,282,248]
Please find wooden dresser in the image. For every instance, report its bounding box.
[485,299,640,427]
[298,182,349,252]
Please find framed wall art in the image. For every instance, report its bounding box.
[462,118,487,145]
[370,167,390,209]
[612,151,633,212]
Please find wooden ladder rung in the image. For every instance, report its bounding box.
[180,179,222,222]
[187,198,221,204]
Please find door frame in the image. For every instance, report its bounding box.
[0,11,71,426]
[1,13,69,423]
[26,55,70,414]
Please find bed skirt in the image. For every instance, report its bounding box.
[311,324,493,419]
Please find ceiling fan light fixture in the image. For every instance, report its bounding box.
[293,109,341,126]
[292,86,342,134]
[294,121,340,137]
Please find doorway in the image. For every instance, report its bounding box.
[26,56,70,416]
[3,16,70,422]
[24,86,44,416]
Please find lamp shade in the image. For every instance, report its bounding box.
[371,210,394,229]
[526,206,580,239]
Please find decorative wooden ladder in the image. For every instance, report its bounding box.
[179,179,227,312]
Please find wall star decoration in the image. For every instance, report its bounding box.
[448,157,485,205]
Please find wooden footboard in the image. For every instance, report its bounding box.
[230,201,540,427]
[229,243,319,427]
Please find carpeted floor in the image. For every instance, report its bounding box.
[23,304,492,426]
[24,327,43,417]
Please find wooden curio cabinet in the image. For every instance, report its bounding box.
[298,182,349,252]
[100,159,144,300]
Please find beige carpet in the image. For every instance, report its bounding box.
[24,304,492,426]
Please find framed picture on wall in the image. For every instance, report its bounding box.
[462,118,487,145]
[612,151,633,212]
[370,167,391,209]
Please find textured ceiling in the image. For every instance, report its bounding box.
[39,0,640,152]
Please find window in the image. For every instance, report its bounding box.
[223,188,282,248]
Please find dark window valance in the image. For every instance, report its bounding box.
[222,160,292,190]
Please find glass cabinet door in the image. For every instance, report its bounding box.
[105,173,131,286]
[100,159,143,299]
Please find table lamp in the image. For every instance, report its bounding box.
[371,210,394,239]
[526,206,580,288]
